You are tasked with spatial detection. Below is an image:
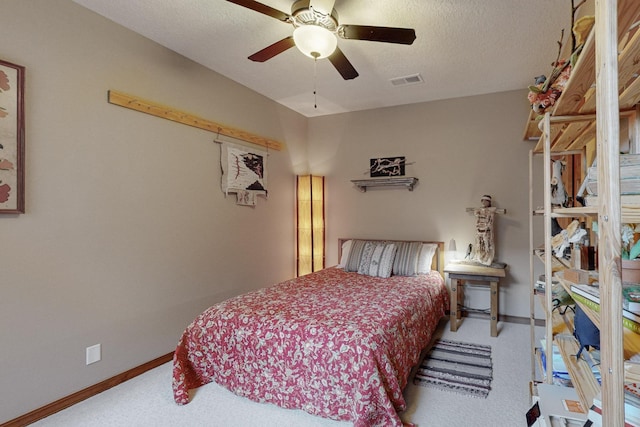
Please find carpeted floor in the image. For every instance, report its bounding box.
[31,317,539,427]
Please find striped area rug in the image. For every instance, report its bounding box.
[413,339,493,398]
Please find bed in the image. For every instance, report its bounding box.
[172,239,449,427]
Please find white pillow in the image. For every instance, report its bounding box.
[337,240,353,268]
[417,243,438,274]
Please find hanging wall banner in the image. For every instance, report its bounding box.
[220,142,267,206]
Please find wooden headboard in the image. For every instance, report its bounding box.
[338,238,445,277]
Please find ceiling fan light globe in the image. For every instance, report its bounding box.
[293,25,337,59]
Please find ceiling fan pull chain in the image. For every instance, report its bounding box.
[313,54,318,109]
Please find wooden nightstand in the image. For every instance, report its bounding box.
[445,262,507,337]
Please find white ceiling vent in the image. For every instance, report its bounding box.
[390,73,424,87]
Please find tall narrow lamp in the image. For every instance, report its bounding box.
[297,175,325,276]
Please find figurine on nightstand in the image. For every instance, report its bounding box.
[466,195,506,266]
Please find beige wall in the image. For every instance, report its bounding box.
[308,90,535,320]
[1,0,539,422]
[0,0,306,422]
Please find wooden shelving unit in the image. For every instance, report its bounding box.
[527,2,640,425]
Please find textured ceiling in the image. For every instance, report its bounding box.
[73,0,573,117]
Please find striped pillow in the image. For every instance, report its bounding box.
[393,241,423,276]
[344,239,368,272]
[358,241,397,278]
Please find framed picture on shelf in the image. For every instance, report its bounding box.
[0,59,25,214]
[369,156,405,177]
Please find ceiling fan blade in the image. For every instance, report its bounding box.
[338,25,416,45]
[248,36,296,62]
[226,0,290,22]
[309,0,336,15]
[328,47,359,80]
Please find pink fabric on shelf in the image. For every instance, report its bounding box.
[173,267,448,427]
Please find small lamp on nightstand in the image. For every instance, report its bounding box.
[447,238,458,263]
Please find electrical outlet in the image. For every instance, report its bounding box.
[86,344,101,365]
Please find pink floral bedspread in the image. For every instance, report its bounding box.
[172,267,448,426]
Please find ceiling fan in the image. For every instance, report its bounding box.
[226,0,417,80]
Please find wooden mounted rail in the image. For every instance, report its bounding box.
[107,90,284,151]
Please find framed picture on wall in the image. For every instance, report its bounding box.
[0,59,25,214]
[369,156,405,177]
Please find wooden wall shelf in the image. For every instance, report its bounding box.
[351,177,418,192]
[107,90,284,151]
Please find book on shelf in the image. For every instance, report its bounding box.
[584,194,640,207]
[591,389,640,426]
[587,405,602,426]
[585,178,640,197]
[571,283,600,301]
[620,154,640,167]
[539,338,601,384]
[537,275,573,305]
[626,383,640,414]
[624,284,640,314]
[536,274,559,289]
[587,154,640,175]
[587,404,639,427]
[570,292,640,335]
[540,339,570,381]
[570,283,640,323]
[548,415,589,426]
[626,363,640,383]
[585,154,640,199]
